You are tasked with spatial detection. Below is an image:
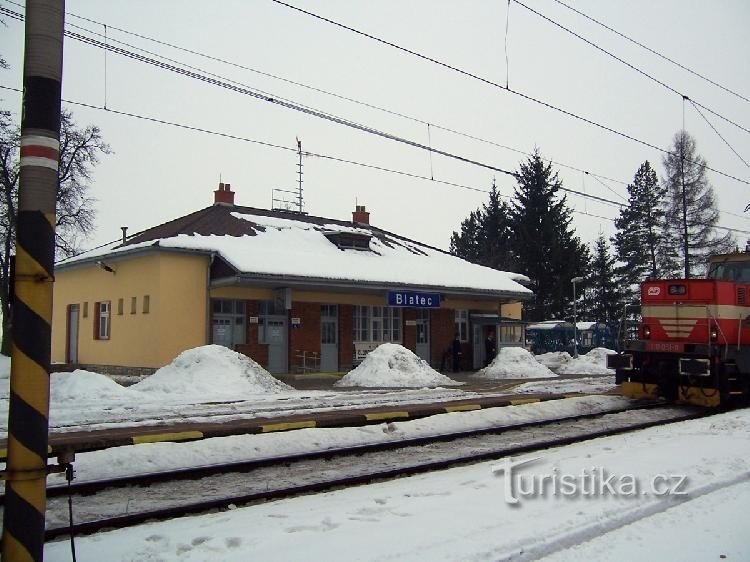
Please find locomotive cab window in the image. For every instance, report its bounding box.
[668,284,687,295]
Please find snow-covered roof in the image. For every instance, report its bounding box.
[58,204,532,298]
[526,320,572,330]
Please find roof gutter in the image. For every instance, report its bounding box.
[211,272,534,301]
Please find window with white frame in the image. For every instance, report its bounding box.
[96,301,111,340]
[353,306,401,342]
[454,309,469,342]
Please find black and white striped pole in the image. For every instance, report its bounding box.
[2,1,64,560]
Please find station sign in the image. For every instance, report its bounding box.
[387,290,441,308]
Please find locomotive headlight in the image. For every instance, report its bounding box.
[710,325,718,341]
[643,324,651,339]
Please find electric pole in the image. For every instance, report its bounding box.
[2,1,65,560]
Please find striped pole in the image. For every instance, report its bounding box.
[2,1,64,560]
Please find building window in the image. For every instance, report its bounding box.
[95,301,111,340]
[143,295,150,314]
[258,299,286,344]
[131,297,137,314]
[117,298,124,315]
[455,309,469,342]
[82,302,88,318]
[212,299,247,347]
[353,306,401,342]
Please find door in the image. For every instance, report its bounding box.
[212,317,233,348]
[473,323,483,370]
[415,309,430,363]
[67,304,79,364]
[320,305,338,372]
[266,316,288,373]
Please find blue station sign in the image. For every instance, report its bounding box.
[387,290,441,308]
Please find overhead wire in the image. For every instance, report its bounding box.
[550,0,750,105]
[512,0,750,136]
[0,83,618,226]
[264,0,750,188]
[2,5,748,233]
[688,99,749,168]
[0,5,639,208]
[0,0,633,189]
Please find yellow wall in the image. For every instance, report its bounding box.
[500,301,522,320]
[52,252,209,368]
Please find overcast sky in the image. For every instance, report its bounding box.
[1,0,749,255]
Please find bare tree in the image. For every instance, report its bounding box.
[0,109,110,353]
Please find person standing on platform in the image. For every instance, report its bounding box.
[484,331,496,367]
[452,333,462,372]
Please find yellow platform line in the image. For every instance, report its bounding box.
[509,398,540,406]
[365,411,410,421]
[444,404,482,413]
[132,431,204,445]
[260,421,317,433]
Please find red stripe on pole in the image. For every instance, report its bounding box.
[20,145,59,160]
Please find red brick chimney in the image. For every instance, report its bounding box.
[352,205,370,225]
[214,182,235,206]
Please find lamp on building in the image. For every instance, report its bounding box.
[96,260,116,274]
[571,276,585,358]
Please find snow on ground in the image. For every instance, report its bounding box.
[0,354,477,436]
[46,396,631,484]
[556,347,616,375]
[133,345,293,398]
[534,351,572,372]
[335,343,462,388]
[513,376,617,395]
[50,370,142,402]
[44,407,750,561]
[477,346,557,379]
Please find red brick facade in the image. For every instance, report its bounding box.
[225,298,487,373]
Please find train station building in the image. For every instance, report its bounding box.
[51,183,533,376]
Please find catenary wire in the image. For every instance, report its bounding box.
[0,83,620,228]
[5,82,749,239]
[550,0,750,105]
[512,0,750,136]
[263,0,750,187]
[1,6,636,207]
[0,0,632,189]
[688,99,749,168]
[1,13,747,233]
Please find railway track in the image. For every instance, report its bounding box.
[26,402,709,541]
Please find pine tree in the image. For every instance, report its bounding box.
[589,234,623,327]
[612,161,666,290]
[450,180,514,270]
[509,150,589,322]
[662,130,734,277]
[449,209,483,264]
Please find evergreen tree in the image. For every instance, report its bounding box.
[612,161,666,292]
[449,209,483,264]
[662,130,734,277]
[509,150,589,322]
[477,179,514,270]
[589,234,623,327]
[450,180,514,270]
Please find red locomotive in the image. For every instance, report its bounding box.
[609,252,750,406]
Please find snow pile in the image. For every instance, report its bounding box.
[335,343,462,388]
[477,346,557,379]
[134,345,292,398]
[556,347,616,375]
[534,351,572,372]
[50,370,136,402]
